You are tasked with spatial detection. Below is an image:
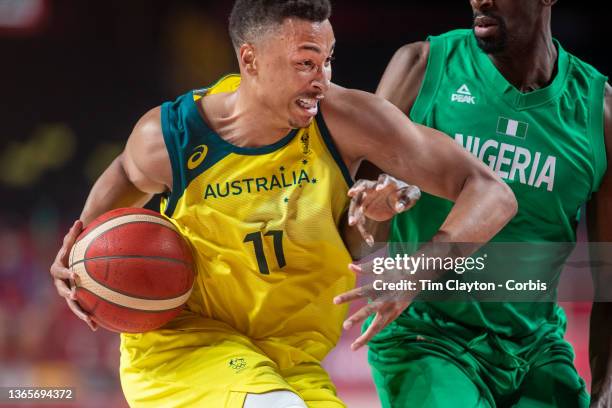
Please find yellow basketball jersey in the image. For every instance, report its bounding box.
[159,74,354,364]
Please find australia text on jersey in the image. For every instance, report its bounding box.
[454,133,556,192]
[203,168,314,199]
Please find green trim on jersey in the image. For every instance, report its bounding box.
[161,93,238,218]
[409,35,445,124]
[468,34,570,110]
[160,100,183,218]
[188,90,300,156]
[161,88,300,218]
[316,109,354,187]
[588,74,608,192]
[160,75,352,217]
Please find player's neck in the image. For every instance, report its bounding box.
[201,89,293,148]
[488,28,558,93]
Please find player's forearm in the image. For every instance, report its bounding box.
[80,155,153,226]
[394,175,516,288]
[589,302,612,399]
[433,173,516,246]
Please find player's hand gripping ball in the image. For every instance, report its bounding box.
[68,208,195,333]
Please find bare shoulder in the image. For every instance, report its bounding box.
[123,106,172,193]
[126,107,166,164]
[376,41,430,114]
[388,41,430,72]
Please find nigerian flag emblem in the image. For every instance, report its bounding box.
[496,117,528,139]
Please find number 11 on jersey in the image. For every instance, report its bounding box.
[243,230,286,275]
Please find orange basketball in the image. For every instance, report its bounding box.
[68,208,195,333]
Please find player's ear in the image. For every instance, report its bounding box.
[541,0,557,6]
[239,44,257,75]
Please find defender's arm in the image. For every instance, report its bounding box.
[326,86,517,349]
[328,86,516,244]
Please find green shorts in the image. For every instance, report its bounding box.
[366,303,589,408]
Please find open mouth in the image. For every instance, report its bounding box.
[296,97,319,116]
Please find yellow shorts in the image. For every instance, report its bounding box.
[119,312,345,407]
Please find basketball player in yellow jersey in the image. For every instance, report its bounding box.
[49,1,517,407]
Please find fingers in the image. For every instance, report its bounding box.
[64,219,83,244]
[54,277,76,300]
[61,220,83,263]
[348,190,365,226]
[51,219,83,291]
[348,179,376,198]
[54,220,83,267]
[348,259,374,275]
[375,174,393,191]
[348,262,364,275]
[333,283,373,305]
[397,185,421,210]
[355,214,374,246]
[66,299,97,331]
[342,301,380,330]
[348,190,374,246]
[348,179,378,222]
[50,261,74,281]
[348,302,410,351]
[387,184,421,214]
[350,311,385,351]
[50,220,96,331]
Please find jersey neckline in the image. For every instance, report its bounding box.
[188,80,300,156]
[467,33,570,111]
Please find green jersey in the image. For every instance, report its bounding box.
[392,30,608,336]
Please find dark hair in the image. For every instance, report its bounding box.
[229,0,332,49]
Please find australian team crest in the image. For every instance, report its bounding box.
[300,131,311,156]
[229,357,247,373]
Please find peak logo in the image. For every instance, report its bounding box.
[451,84,476,104]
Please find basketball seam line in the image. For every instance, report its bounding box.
[83,219,180,263]
[69,254,193,268]
[78,211,171,242]
[77,286,184,314]
[76,216,191,298]
[72,261,194,306]
[72,262,194,301]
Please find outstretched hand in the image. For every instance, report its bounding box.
[333,255,417,351]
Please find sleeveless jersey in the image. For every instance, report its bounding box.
[160,74,354,362]
[391,30,607,336]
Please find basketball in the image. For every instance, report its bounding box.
[68,208,195,333]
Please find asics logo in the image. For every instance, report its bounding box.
[187,144,208,170]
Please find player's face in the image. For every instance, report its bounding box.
[255,18,335,129]
[470,0,541,54]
